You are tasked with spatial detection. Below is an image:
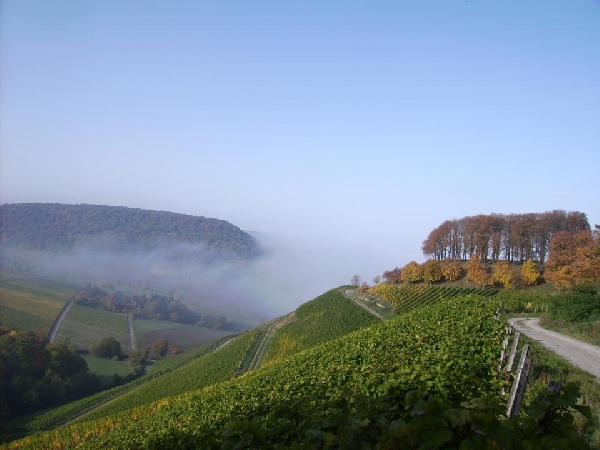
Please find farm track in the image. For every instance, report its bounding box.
[511,317,600,382]
[127,315,136,351]
[48,299,74,343]
[343,290,386,321]
[248,314,296,372]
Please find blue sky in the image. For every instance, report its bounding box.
[1,1,599,292]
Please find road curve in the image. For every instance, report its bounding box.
[510,317,600,382]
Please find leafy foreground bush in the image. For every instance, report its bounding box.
[3,297,591,449]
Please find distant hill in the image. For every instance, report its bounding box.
[0,203,259,262]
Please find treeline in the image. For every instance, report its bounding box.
[383,220,600,290]
[0,329,101,420]
[0,203,260,262]
[422,210,589,262]
[75,286,230,330]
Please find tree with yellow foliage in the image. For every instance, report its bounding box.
[521,259,541,286]
[440,260,462,281]
[491,261,516,288]
[401,261,423,284]
[422,259,442,285]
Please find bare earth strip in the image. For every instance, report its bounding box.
[511,317,600,382]
[48,299,74,343]
[344,290,386,321]
[127,315,136,351]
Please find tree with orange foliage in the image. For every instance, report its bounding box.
[544,230,598,289]
[465,255,490,288]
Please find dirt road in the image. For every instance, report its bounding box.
[48,299,74,343]
[510,317,600,382]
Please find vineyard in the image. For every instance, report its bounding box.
[2,296,531,449]
[54,305,129,351]
[368,284,552,316]
[262,289,379,365]
[79,331,256,423]
[0,272,78,334]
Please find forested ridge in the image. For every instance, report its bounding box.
[0,203,259,261]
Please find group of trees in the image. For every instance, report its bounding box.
[422,210,589,263]
[74,285,229,329]
[0,203,260,261]
[383,257,545,289]
[0,329,101,419]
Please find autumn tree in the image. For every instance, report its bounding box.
[351,275,362,288]
[382,268,401,284]
[545,230,599,289]
[373,275,381,285]
[401,261,423,284]
[465,255,490,288]
[521,259,541,286]
[440,260,462,281]
[422,259,442,285]
[358,282,369,294]
[491,261,516,288]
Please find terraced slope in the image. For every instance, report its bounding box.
[369,284,551,315]
[262,289,379,366]
[4,296,507,449]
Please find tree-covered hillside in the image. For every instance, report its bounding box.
[0,203,259,262]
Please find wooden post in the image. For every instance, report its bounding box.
[506,344,531,418]
[505,331,520,372]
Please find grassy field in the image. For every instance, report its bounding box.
[0,271,79,334]
[82,355,131,386]
[133,317,232,351]
[55,305,129,351]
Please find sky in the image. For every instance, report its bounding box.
[1,1,599,304]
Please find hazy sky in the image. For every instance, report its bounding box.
[1,1,599,288]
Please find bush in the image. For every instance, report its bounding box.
[91,337,123,360]
[550,285,600,322]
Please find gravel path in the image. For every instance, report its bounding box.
[48,299,74,343]
[510,317,600,382]
[344,290,386,321]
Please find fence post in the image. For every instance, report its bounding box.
[505,331,521,372]
[506,344,531,418]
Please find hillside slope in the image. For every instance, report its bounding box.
[0,203,259,262]
[5,296,512,449]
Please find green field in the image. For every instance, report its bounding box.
[82,355,131,386]
[55,305,129,351]
[0,271,79,334]
[133,318,232,351]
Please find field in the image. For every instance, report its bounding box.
[55,305,129,351]
[82,355,131,386]
[133,318,231,351]
[0,271,79,334]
